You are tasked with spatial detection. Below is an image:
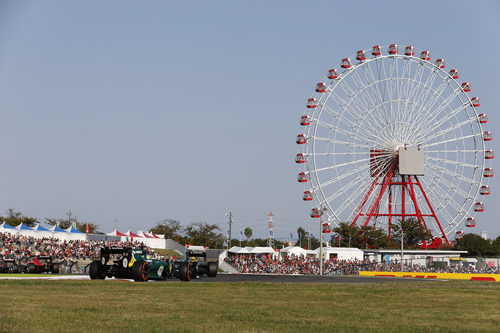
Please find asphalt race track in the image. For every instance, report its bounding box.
[0,273,440,283]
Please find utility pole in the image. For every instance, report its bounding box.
[226,212,233,249]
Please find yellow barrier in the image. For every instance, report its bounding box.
[359,271,500,282]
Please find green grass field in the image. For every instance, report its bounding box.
[1,279,499,333]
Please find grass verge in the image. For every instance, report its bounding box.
[1,280,499,332]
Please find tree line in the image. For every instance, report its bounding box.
[0,209,99,233]
[3,209,499,256]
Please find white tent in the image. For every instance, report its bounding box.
[316,247,364,261]
[280,246,308,258]
[228,246,250,254]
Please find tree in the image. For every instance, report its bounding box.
[149,219,183,241]
[45,216,99,233]
[295,227,307,247]
[491,236,500,256]
[244,227,253,242]
[455,233,492,257]
[391,218,433,248]
[0,208,39,227]
[184,222,224,249]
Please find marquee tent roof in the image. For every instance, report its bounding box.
[17,223,33,230]
[50,225,67,232]
[106,229,127,237]
[0,222,16,230]
[32,224,50,232]
[126,230,142,238]
[65,226,83,233]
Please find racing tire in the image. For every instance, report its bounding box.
[178,262,191,281]
[27,263,37,274]
[89,260,106,280]
[131,260,150,282]
[206,262,217,277]
[52,263,60,274]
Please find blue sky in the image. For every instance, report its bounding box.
[0,1,498,240]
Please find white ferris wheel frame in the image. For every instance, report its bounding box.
[298,45,492,240]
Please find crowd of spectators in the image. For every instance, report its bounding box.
[225,254,500,275]
[225,254,370,275]
[0,232,152,273]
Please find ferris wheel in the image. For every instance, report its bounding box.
[296,44,493,244]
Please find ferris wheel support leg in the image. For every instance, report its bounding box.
[401,176,406,223]
[415,176,450,244]
[362,167,395,227]
[407,176,429,248]
[350,175,380,228]
[388,186,392,238]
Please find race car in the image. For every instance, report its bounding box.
[180,245,218,281]
[89,246,188,282]
[25,256,60,274]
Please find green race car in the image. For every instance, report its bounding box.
[89,246,186,282]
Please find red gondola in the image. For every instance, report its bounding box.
[328,68,338,79]
[485,149,494,160]
[388,44,398,55]
[310,207,321,218]
[483,168,493,177]
[478,114,488,124]
[480,185,490,195]
[455,230,464,238]
[449,69,459,79]
[298,172,308,183]
[356,50,366,61]
[466,217,476,227]
[435,58,445,68]
[461,82,471,92]
[300,115,311,126]
[341,58,351,69]
[295,153,306,163]
[404,45,414,56]
[302,191,313,201]
[315,82,326,93]
[483,131,492,141]
[474,202,484,212]
[420,50,430,60]
[471,97,480,107]
[307,98,318,108]
[296,134,307,144]
[322,223,332,233]
[372,45,381,56]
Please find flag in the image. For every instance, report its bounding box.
[289,232,293,239]
[223,241,227,248]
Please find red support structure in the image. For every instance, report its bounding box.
[350,159,449,244]
[415,176,449,244]
[350,175,380,228]
[362,165,395,227]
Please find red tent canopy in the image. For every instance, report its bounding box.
[106,229,127,237]
[127,230,142,238]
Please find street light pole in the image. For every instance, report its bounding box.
[319,205,327,276]
[401,225,404,272]
[319,214,323,275]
